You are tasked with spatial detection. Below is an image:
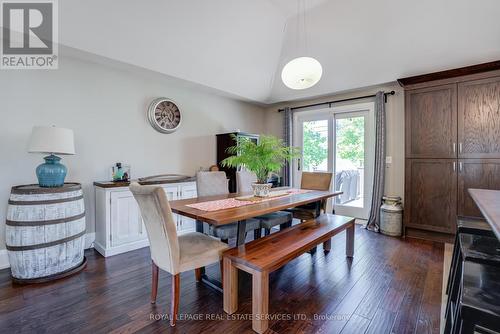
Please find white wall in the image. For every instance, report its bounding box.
[0,53,266,252]
[263,83,405,200]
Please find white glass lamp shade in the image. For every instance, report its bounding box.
[28,126,75,155]
[281,57,323,90]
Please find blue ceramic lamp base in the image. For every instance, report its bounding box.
[36,154,67,187]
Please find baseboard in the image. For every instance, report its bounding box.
[405,227,455,243]
[0,232,96,270]
[93,239,150,257]
[0,250,9,270]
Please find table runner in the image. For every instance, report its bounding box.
[186,189,311,212]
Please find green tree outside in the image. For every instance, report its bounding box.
[302,122,328,171]
[301,118,364,171]
[336,117,364,167]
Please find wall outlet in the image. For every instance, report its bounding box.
[386,156,392,164]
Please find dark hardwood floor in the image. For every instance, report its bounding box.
[0,225,444,334]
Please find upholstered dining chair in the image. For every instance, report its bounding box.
[236,170,293,237]
[196,171,229,197]
[235,169,256,193]
[287,171,333,221]
[129,182,228,327]
[196,171,260,244]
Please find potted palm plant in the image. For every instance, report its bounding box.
[221,135,299,197]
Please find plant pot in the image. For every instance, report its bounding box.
[251,183,273,197]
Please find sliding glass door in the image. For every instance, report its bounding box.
[297,117,331,173]
[293,102,375,219]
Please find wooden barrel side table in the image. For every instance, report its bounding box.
[5,183,87,284]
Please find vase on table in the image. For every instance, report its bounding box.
[251,183,272,197]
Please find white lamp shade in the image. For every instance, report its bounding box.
[28,126,75,155]
[281,57,323,90]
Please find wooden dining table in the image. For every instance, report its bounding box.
[169,189,342,291]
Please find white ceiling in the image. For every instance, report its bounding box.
[269,0,330,19]
[52,1,500,103]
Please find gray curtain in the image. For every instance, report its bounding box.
[281,107,293,186]
[366,92,386,232]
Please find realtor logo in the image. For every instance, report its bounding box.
[1,0,58,69]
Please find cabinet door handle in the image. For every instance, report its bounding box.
[459,142,463,154]
[459,162,463,173]
[453,162,456,172]
[453,143,456,154]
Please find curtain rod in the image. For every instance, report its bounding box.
[277,90,395,112]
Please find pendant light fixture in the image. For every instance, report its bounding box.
[281,0,322,90]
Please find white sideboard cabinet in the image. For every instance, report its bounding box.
[94,180,197,257]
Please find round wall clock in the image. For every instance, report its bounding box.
[147,98,182,134]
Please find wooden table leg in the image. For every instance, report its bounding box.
[308,200,322,254]
[346,222,355,258]
[223,257,238,314]
[194,268,202,282]
[236,220,247,246]
[314,200,321,217]
[323,239,332,252]
[195,220,204,233]
[252,271,269,334]
[195,220,206,274]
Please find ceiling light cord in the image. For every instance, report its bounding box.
[281,0,322,90]
[303,0,308,56]
[296,0,300,56]
[294,0,309,58]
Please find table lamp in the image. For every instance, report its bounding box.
[28,126,75,187]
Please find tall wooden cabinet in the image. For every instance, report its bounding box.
[400,62,500,242]
[405,159,457,235]
[458,77,500,158]
[216,132,259,193]
[405,84,457,159]
[457,159,500,217]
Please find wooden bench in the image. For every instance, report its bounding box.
[222,214,355,333]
